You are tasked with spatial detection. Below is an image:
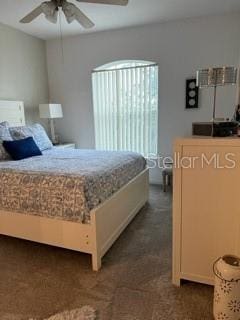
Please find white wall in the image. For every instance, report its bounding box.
[46,14,240,183]
[0,23,49,123]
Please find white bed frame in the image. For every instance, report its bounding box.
[0,101,149,270]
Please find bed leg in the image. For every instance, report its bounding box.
[92,254,102,271]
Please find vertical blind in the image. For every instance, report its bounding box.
[92,62,158,157]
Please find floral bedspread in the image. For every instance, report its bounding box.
[0,148,146,223]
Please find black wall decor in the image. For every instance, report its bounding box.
[186,78,199,109]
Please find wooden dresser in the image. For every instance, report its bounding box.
[173,137,240,286]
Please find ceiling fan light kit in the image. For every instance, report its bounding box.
[20,0,129,28]
[62,2,76,24]
[41,2,58,23]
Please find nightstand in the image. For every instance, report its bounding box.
[54,143,76,149]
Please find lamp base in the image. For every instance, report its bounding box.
[49,119,59,144]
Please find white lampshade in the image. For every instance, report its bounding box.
[197,67,237,88]
[39,104,63,119]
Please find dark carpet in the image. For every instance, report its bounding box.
[0,186,213,319]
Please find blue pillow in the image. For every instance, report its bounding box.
[3,137,42,160]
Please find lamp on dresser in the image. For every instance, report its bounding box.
[197,66,237,120]
[39,104,63,145]
[193,67,238,137]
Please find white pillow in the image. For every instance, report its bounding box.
[9,123,53,151]
[0,121,10,127]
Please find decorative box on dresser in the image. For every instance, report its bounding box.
[173,137,240,286]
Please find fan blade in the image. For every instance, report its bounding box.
[63,3,94,28]
[20,5,43,23]
[75,0,128,6]
[73,7,95,28]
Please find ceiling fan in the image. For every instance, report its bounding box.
[20,0,129,29]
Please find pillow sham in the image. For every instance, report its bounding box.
[3,137,42,161]
[0,121,10,127]
[0,124,12,160]
[9,123,53,151]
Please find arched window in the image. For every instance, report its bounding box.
[92,60,158,157]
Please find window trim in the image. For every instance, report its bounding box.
[92,63,158,74]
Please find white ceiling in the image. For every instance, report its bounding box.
[1,0,240,40]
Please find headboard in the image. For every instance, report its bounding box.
[0,100,25,127]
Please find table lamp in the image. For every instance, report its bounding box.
[196,66,237,121]
[39,104,63,144]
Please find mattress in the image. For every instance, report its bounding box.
[0,148,146,223]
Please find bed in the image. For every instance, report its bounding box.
[0,101,149,270]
